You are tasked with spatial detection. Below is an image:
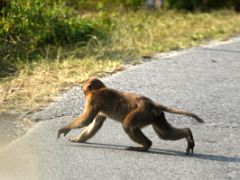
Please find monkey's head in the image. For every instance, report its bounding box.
[82,78,106,95]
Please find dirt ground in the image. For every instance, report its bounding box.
[0,112,33,149]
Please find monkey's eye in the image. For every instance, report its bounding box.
[88,84,93,90]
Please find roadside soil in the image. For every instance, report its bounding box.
[0,112,34,149]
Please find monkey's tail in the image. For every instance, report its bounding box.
[157,104,205,123]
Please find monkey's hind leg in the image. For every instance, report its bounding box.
[70,115,106,143]
[124,128,152,151]
[123,110,152,151]
[153,112,195,155]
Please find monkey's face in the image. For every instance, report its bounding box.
[82,78,106,95]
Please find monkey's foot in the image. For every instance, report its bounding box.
[186,140,195,155]
[69,137,86,143]
[126,146,149,152]
[186,148,194,155]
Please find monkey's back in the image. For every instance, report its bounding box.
[97,88,156,122]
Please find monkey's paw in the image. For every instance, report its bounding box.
[69,137,80,143]
[126,146,149,152]
[69,137,86,143]
[186,140,195,155]
[57,127,71,139]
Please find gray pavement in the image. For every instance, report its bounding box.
[0,38,240,180]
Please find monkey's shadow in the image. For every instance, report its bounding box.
[68,142,240,163]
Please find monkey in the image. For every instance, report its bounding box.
[58,78,204,154]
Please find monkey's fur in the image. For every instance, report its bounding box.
[58,78,204,154]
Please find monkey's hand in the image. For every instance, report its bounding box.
[57,127,71,139]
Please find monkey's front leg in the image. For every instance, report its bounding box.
[70,115,106,143]
[57,108,98,139]
[57,127,71,138]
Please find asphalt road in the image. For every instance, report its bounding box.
[0,38,240,180]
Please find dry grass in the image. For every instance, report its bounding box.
[109,10,240,53]
[0,57,121,112]
[1,10,240,113]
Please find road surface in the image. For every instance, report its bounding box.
[0,38,240,180]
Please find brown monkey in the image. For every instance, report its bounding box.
[58,78,204,154]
